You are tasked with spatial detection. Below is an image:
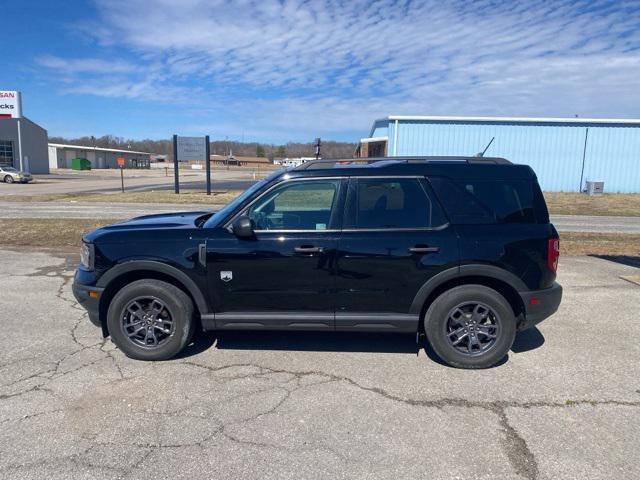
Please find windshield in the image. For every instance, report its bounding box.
[203,170,284,228]
[1,167,17,172]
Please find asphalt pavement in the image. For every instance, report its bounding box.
[0,200,638,233]
[0,250,639,479]
[0,168,264,196]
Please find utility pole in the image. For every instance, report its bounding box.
[315,137,321,160]
[205,135,211,195]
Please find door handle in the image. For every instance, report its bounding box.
[408,245,440,253]
[294,245,324,253]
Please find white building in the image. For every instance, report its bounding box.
[48,143,151,169]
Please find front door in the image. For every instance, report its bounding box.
[335,176,459,331]
[207,177,346,329]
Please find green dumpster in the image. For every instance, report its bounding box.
[71,158,91,170]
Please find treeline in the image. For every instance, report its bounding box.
[48,135,357,160]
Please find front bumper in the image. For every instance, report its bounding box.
[517,282,563,330]
[72,282,104,328]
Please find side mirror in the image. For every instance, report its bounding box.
[232,215,254,238]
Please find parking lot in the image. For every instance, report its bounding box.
[1,248,639,479]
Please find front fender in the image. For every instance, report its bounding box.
[96,260,209,314]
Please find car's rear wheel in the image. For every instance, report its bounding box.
[424,285,516,369]
[107,279,195,360]
[4,175,14,184]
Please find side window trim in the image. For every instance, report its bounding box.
[225,176,346,233]
[343,175,450,232]
[418,177,449,228]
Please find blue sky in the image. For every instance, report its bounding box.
[3,0,640,143]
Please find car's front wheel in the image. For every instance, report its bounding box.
[4,175,14,184]
[424,285,516,369]
[107,279,195,360]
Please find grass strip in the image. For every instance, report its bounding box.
[544,192,640,217]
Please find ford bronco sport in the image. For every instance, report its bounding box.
[73,157,562,368]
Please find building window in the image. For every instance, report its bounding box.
[0,140,14,166]
[367,141,386,157]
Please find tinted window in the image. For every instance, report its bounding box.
[429,177,538,224]
[348,178,446,229]
[247,180,339,230]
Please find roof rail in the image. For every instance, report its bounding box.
[295,158,383,170]
[294,156,512,170]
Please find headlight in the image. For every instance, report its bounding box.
[80,242,95,270]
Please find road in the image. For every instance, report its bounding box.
[0,168,265,196]
[0,200,638,233]
[550,214,640,234]
[0,250,638,479]
[0,200,224,219]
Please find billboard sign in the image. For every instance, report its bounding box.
[176,136,207,161]
[0,91,22,118]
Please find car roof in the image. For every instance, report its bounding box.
[285,157,536,180]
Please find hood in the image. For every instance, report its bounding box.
[83,211,212,243]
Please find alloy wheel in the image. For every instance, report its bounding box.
[444,302,501,356]
[120,296,175,348]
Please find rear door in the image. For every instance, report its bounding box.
[334,176,459,331]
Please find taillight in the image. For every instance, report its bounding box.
[547,238,560,273]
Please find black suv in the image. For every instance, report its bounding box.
[73,157,562,368]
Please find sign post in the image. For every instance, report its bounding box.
[172,134,179,194]
[205,135,211,195]
[116,157,125,192]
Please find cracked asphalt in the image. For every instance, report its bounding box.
[1,249,639,479]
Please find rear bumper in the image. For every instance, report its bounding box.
[72,282,104,328]
[517,282,563,330]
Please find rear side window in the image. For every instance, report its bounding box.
[345,177,447,229]
[429,177,541,224]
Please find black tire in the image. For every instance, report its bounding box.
[107,279,195,361]
[4,175,14,184]
[424,285,516,369]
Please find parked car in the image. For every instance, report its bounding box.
[0,165,33,183]
[73,157,562,368]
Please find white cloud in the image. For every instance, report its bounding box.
[36,55,136,74]
[37,0,640,140]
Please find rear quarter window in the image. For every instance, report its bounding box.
[429,177,545,224]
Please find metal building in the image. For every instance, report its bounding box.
[0,117,49,174]
[48,143,151,170]
[0,90,49,174]
[357,116,640,192]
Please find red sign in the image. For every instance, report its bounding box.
[117,157,125,167]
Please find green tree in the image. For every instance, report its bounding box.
[256,145,266,157]
[276,145,286,158]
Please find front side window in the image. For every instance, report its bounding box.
[247,180,340,231]
[347,177,446,229]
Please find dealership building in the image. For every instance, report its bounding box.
[0,91,49,174]
[48,143,151,169]
[357,116,640,192]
